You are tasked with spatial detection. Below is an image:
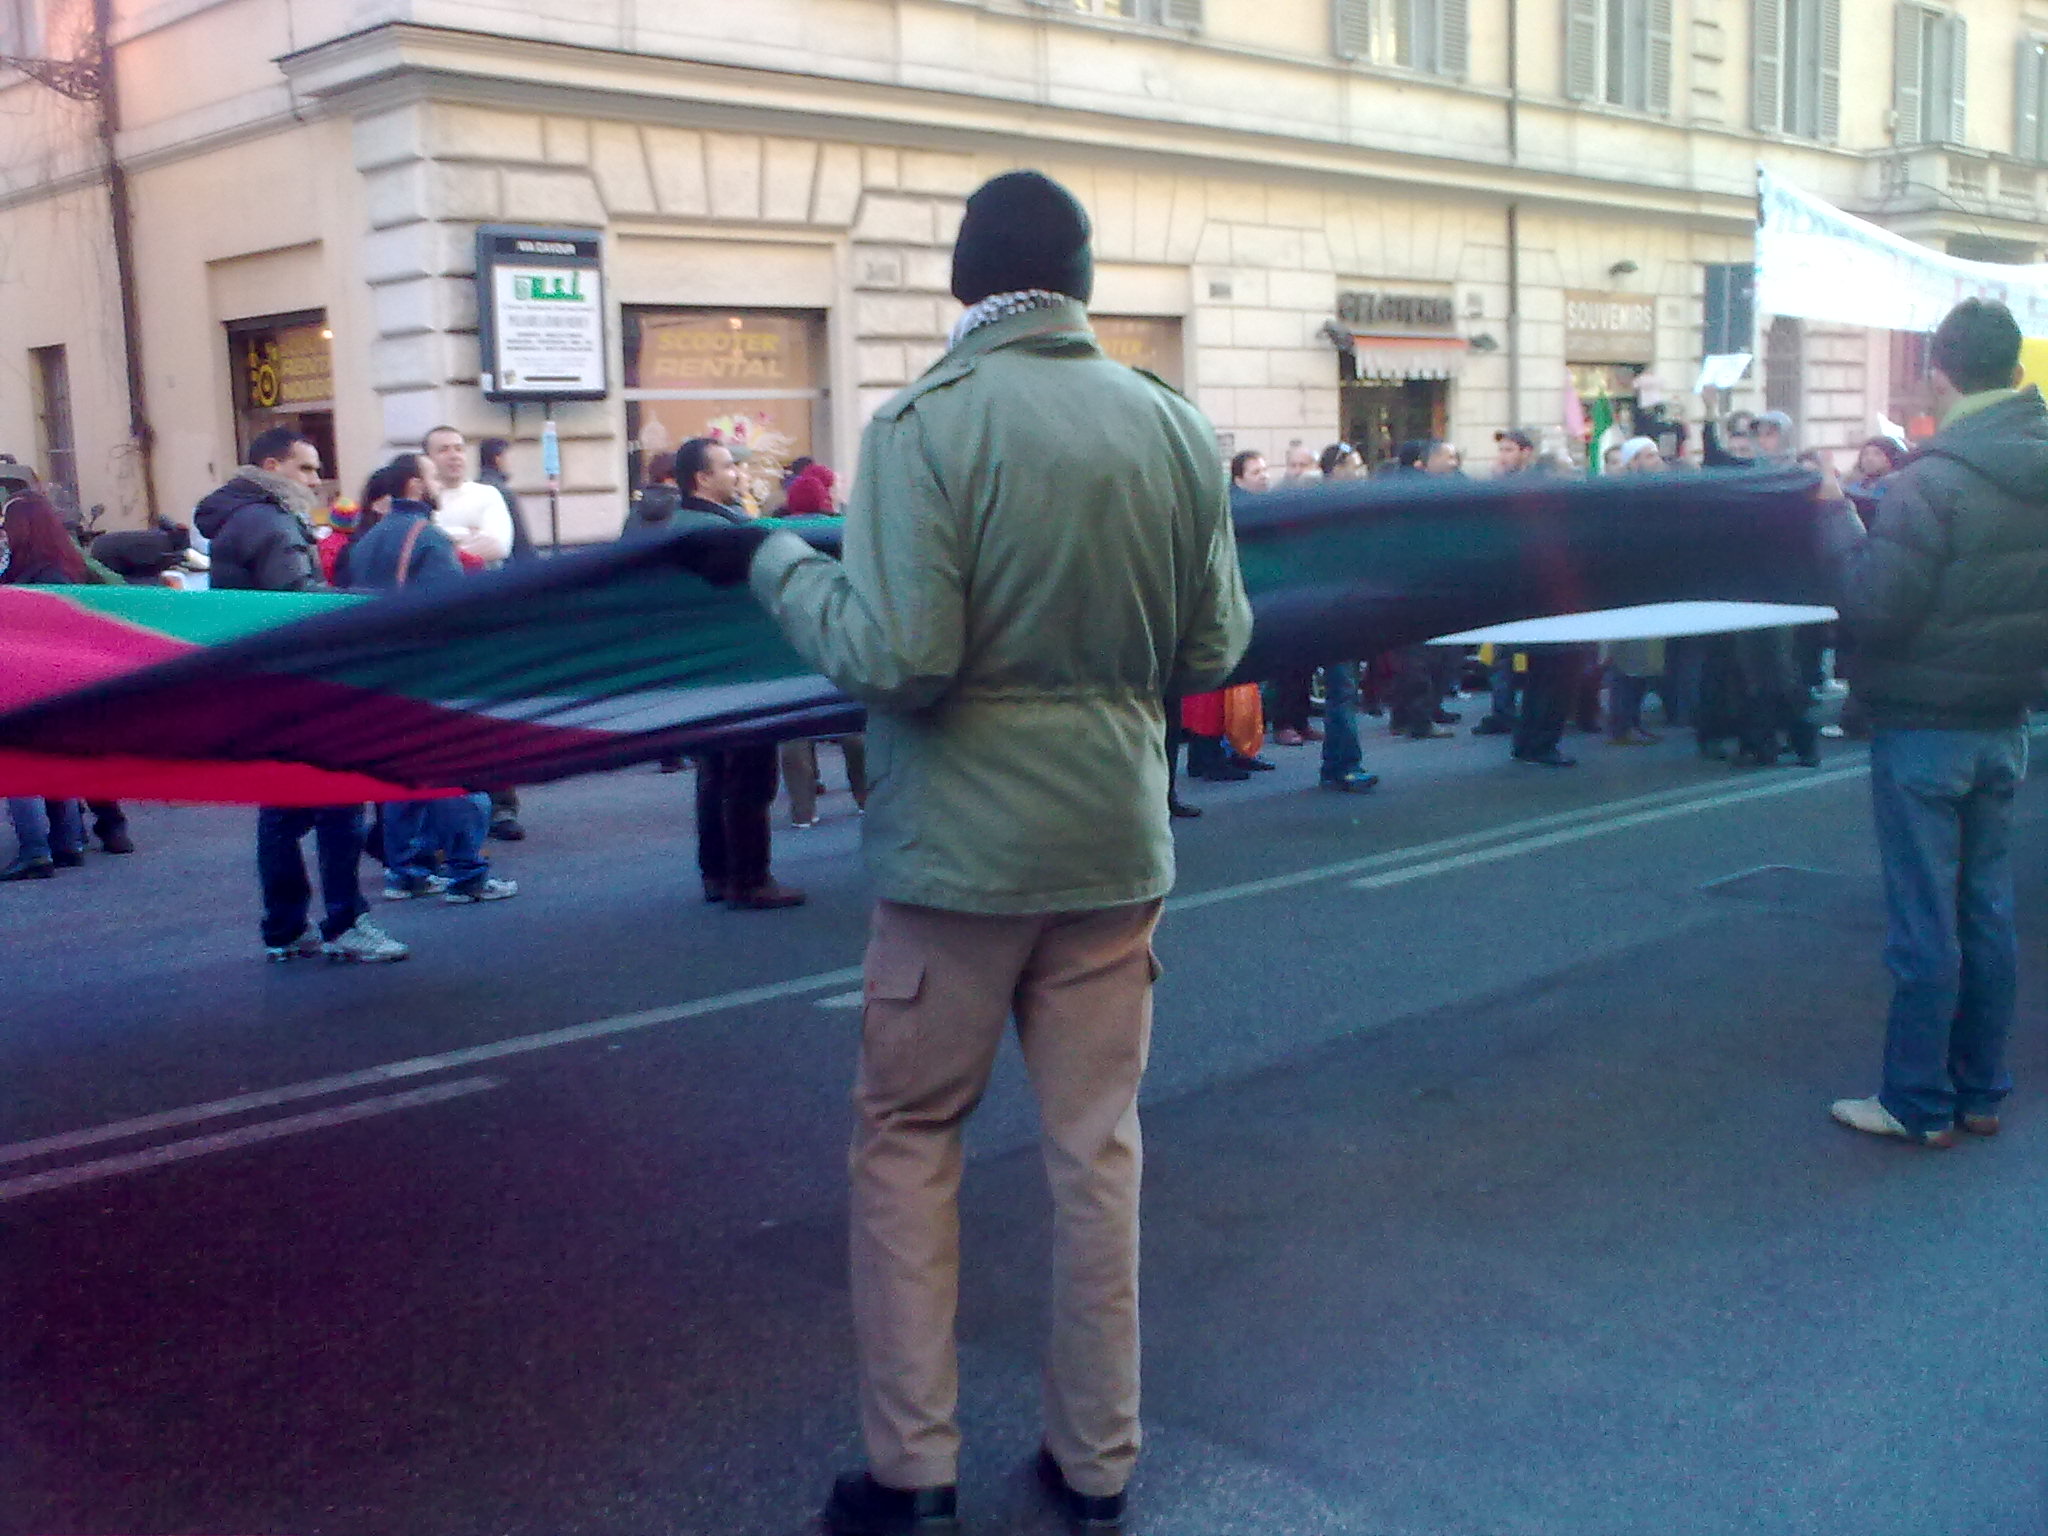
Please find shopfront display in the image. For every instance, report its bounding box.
[1337,283,1462,463]
[228,311,335,489]
[1092,315,1185,389]
[622,307,829,505]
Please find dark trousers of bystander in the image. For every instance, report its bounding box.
[696,745,780,894]
[1266,668,1316,736]
[1512,647,1581,759]
[257,805,368,947]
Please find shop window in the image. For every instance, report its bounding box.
[1753,0,1841,143]
[227,311,336,490]
[1332,0,1469,79]
[623,308,829,507]
[1895,4,1967,147]
[1563,0,1674,115]
[1092,316,1185,390]
[28,345,77,519]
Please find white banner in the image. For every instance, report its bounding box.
[1756,170,2048,338]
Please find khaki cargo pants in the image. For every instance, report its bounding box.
[851,896,1163,1499]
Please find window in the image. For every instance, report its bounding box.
[28,345,75,518]
[1564,0,1674,114]
[2019,38,2048,161]
[1894,4,1966,146]
[1332,0,1470,79]
[1030,0,1202,27]
[1753,0,1841,142]
[0,0,41,60]
[622,308,829,505]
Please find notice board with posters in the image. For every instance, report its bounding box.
[476,225,609,401]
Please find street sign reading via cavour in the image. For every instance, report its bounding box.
[476,224,608,402]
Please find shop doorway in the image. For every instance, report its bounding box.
[227,311,336,496]
[1341,377,1448,468]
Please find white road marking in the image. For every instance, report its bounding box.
[1,758,1870,1183]
[816,990,865,1009]
[0,1077,502,1203]
[0,966,863,1168]
[1347,766,1868,893]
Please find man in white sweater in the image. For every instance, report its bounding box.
[424,426,513,565]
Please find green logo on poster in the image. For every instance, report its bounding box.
[515,272,585,302]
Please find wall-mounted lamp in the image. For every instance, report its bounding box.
[1608,260,1640,278]
[1316,318,1356,356]
[1467,333,1500,353]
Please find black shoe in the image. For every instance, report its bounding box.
[1036,1447,1126,1532]
[1433,709,1463,724]
[820,1470,960,1535]
[1471,716,1514,735]
[0,857,55,881]
[50,849,85,868]
[1513,750,1577,768]
[1234,755,1277,772]
[98,829,135,854]
[1190,763,1251,782]
[488,817,526,841]
[656,756,684,774]
[1168,797,1203,819]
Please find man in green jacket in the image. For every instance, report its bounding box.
[746,170,1250,1535]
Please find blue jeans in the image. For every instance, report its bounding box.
[1870,728,2028,1135]
[1320,662,1364,780]
[8,797,82,862]
[257,805,369,946]
[382,793,491,889]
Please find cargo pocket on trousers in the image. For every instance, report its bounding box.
[859,942,928,1105]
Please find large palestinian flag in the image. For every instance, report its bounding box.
[0,469,1833,805]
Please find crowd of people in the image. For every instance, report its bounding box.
[3,158,2043,1536]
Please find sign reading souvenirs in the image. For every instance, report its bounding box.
[476,225,608,401]
[1564,290,1658,363]
[1337,289,1458,335]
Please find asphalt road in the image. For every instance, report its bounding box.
[3,702,2044,1536]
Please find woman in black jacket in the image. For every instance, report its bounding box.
[1,493,90,879]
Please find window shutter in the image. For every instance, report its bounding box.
[1437,0,1469,77]
[1334,0,1376,60]
[1159,0,1204,28]
[1753,0,1783,133]
[1564,0,1600,101]
[1647,0,1675,114]
[1941,10,1966,144]
[2018,39,2046,163]
[1894,3,1923,143]
[1818,0,1841,141]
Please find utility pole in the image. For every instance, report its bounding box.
[3,0,160,520]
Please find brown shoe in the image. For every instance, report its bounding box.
[1959,1112,2002,1136]
[1273,727,1306,746]
[727,880,806,910]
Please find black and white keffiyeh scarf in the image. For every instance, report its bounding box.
[947,289,1073,349]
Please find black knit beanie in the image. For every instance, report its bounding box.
[950,171,1094,306]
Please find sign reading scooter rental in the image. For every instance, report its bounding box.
[476,225,608,401]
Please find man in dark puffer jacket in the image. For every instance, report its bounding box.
[1826,298,2048,1148]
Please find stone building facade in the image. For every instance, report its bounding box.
[4,0,2046,538]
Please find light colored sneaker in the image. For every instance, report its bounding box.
[1830,1095,1955,1148]
[445,876,518,904]
[264,935,322,963]
[322,916,411,964]
[382,874,450,901]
